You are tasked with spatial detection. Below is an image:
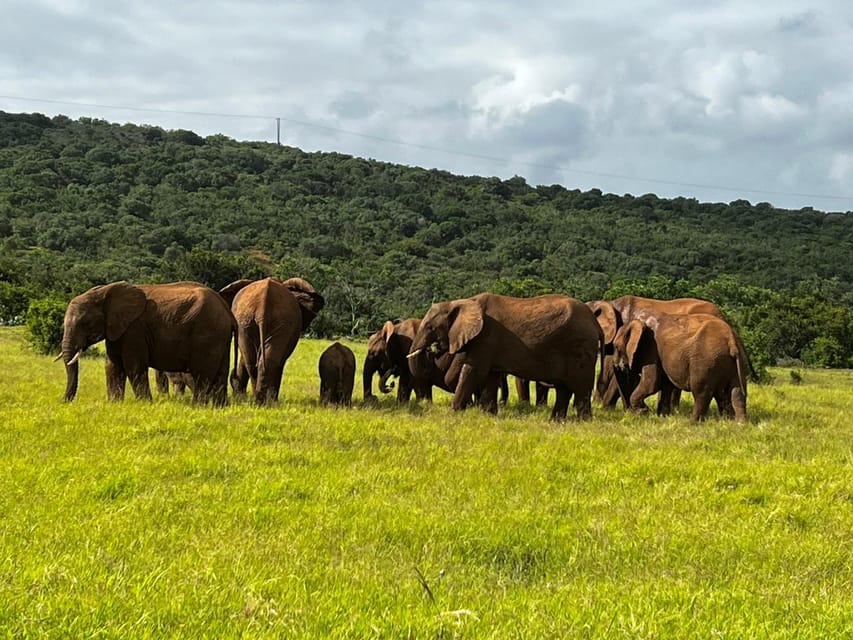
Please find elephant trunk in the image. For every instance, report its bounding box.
[379,369,395,394]
[363,354,380,400]
[61,336,82,402]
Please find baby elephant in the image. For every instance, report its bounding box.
[319,342,356,407]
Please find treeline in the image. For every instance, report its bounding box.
[1,111,852,369]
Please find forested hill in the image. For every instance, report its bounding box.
[1,111,852,367]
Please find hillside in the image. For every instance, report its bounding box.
[1,111,852,366]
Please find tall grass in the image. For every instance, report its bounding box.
[1,327,851,638]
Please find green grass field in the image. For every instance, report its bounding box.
[1,326,851,638]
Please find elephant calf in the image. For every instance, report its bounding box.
[319,342,356,407]
[612,314,748,422]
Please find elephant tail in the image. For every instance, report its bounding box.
[230,320,239,384]
[731,338,748,398]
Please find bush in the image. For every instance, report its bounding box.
[0,282,31,325]
[25,297,67,355]
[802,336,850,369]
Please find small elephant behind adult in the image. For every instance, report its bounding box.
[612,314,748,422]
[364,319,431,403]
[319,342,356,407]
[154,370,194,396]
[220,276,325,405]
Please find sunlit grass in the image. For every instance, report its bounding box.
[1,327,852,638]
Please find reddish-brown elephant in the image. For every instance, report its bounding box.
[60,281,235,406]
[408,293,603,420]
[612,314,748,422]
[319,342,356,407]
[220,277,324,405]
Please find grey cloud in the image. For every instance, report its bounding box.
[3,0,853,210]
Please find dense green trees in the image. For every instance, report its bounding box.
[2,111,852,369]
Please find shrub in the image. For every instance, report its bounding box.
[0,282,31,325]
[802,336,849,369]
[25,297,67,355]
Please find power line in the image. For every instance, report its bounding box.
[2,93,852,204]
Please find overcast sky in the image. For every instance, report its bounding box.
[2,0,852,212]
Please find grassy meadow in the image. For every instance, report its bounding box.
[0,326,852,638]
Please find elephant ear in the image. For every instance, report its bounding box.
[624,319,648,370]
[381,320,396,345]
[281,277,325,331]
[103,281,147,341]
[448,299,484,354]
[219,279,254,307]
[588,301,619,345]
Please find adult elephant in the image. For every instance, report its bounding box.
[588,295,729,406]
[60,281,235,406]
[612,314,748,422]
[220,277,324,405]
[587,295,724,347]
[407,293,603,420]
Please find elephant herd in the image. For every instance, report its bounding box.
[59,280,749,423]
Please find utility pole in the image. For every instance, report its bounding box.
[276,117,281,145]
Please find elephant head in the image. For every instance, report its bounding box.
[408,298,484,359]
[612,319,656,371]
[587,300,620,346]
[60,281,147,401]
[281,277,325,332]
[363,320,398,398]
[219,279,254,307]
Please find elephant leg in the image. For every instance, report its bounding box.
[535,383,549,407]
[657,378,677,416]
[515,377,531,404]
[731,386,747,424]
[155,370,169,395]
[671,388,682,410]
[129,368,152,401]
[551,385,571,421]
[629,364,660,414]
[452,363,481,411]
[257,361,285,405]
[715,388,735,419]
[478,372,501,415]
[498,375,509,406]
[573,392,592,420]
[231,357,250,397]
[104,356,127,401]
[691,390,713,422]
[601,375,620,409]
[397,375,414,403]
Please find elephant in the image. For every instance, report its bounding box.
[220,276,324,405]
[363,319,430,403]
[60,281,236,406]
[364,319,510,405]
[612,314,748,422]
[587,295,725,347]
[588,295,728,408]
[319,342,356,407]
[407,293,603,420]
[155,370,194,396]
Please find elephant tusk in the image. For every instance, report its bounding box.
[67,351,82,365]
[407,349,423,360]
[53,353,63,362]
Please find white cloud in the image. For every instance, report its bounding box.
[1,0,853,210]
